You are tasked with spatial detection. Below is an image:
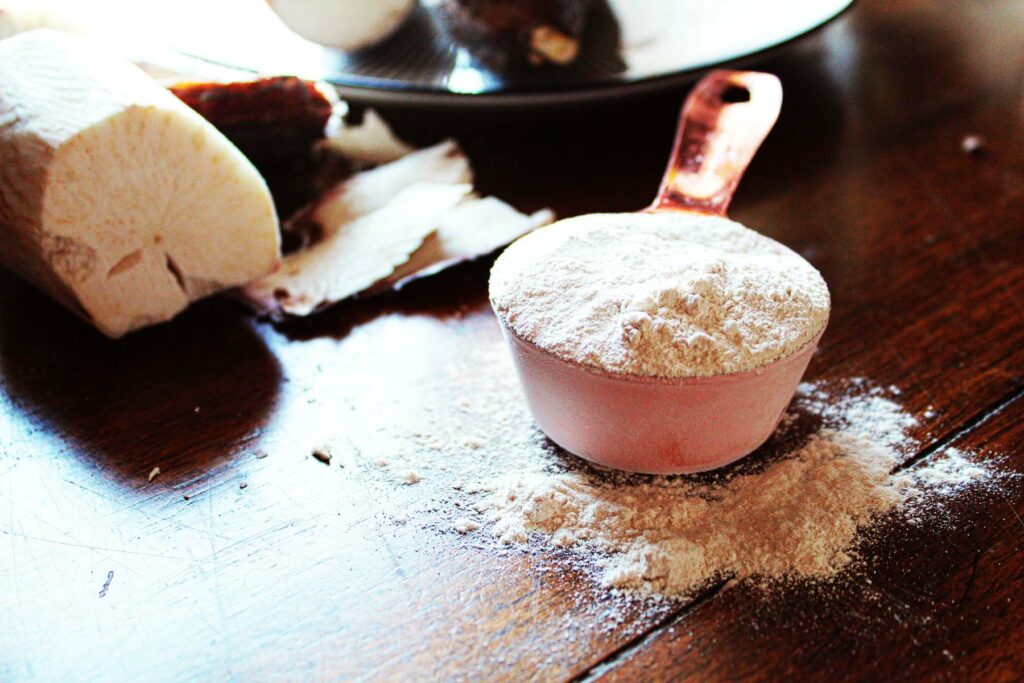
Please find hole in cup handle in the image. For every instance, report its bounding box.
[650,70,783,217]
[720,85,752,103]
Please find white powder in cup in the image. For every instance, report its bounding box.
[489,212,830,378]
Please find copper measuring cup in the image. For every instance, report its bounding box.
[492,70,828,474]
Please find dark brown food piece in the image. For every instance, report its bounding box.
[170,76,334,167]
[441,0,594,68]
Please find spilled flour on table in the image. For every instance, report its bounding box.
[484,382,996,598]
[347,335,1005,600]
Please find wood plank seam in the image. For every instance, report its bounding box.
[892,384,1024,475]
[571,581,729,682]
[570,384,1024,680]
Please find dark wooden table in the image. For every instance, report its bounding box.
[3,1,1024,680]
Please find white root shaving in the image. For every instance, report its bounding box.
[244,183,472,316]
[321,107,415,166]
[369,197,555,293]
[300,140,473,242]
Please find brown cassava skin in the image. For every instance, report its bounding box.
[169,77,334,168]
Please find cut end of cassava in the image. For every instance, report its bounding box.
[0,30,281,338]
[44,106,280,337]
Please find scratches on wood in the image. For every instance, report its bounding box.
[0,529,193,561]
[574,580,730,683]
[98,570,114,598]
[1000,493,1024,535]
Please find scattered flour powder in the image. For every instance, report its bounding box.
[489,212,831,377]
[485,382,997,597]
[354,331,1001,600]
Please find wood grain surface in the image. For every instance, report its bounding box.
[2,0,1024,680]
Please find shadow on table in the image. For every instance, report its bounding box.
[0,271,283,488]
[730,32,849,211]
[540,398,828,490]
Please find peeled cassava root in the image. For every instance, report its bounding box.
[0,30,280,337]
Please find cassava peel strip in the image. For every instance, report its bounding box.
[282,140,473,252]
[243,182,472,317]
[320,108,415,167]
[369,196,554,294]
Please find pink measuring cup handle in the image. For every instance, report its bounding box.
[650,70,783,217]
